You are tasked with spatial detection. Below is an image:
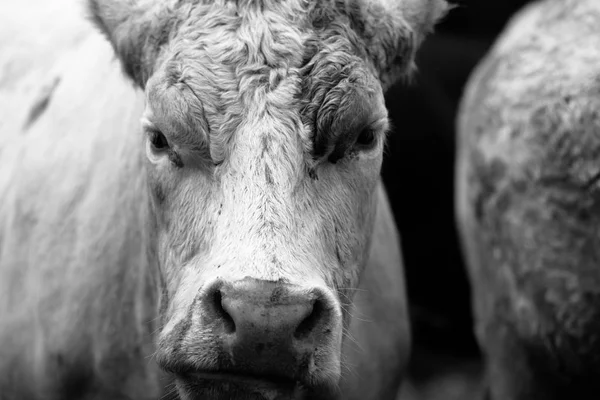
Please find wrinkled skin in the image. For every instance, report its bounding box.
[0,0,447,399]
[456,0,600,399]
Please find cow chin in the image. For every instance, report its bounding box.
[174,374,296,400]
[158,340,342,400]
[174,373,339,400]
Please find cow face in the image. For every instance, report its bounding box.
[89,0,448,399]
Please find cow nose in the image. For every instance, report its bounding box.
[202,279,334,372]
[226,289,321,340]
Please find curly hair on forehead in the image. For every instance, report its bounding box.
[88,0,449,89]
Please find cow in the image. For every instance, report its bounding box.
[456,0,600,398]
[0,0,449,399]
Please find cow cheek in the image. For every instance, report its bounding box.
[349,174,380,269]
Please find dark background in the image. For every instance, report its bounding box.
[381,0,535,384]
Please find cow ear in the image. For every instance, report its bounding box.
[354,0,451,91]
[87,0,176,88]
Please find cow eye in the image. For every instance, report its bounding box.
[150,130,169,151]
[355,128,376,149]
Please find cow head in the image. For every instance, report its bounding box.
[89,0,448,398]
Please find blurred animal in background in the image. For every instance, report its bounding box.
[383,0,538,362]
[0,0,448,399]
[456,0,600,398]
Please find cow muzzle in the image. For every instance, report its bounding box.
[157,278,343,399]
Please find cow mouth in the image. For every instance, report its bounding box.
[175,371,306,400]
[188,371,297,389]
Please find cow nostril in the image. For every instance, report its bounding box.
[294,299,325,340]
[212,290,236,334]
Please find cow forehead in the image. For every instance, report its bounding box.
[146,0,380,163]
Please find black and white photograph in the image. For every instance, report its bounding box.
[1,0,596,399]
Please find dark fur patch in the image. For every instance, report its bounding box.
[264,164,274,185]
[152,181,167,205]
[261,135,271,156]
[269,286,285,303]
[23,77,60,131]
[333,226,343,264]
[268,70,284,92]
[168,150,184,168]
[472,154,508,222]
[307,166,318,180]
[308,1,336,30]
